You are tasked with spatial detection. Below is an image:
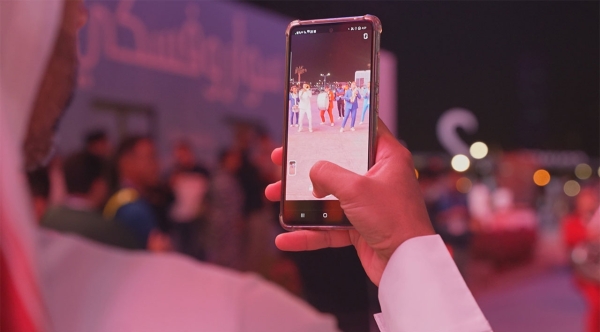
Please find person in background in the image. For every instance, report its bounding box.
[168,140,210,259]
[246,129,284,278]
[562,187,600,332]
[104,136,171,250]
[26,167,51,222]
[327,85,336,126]
[298,83,313,132]
[335,84,345,119]
[289,85,299,127]
[84,129,111,159]
[205,149,244,270]
[431,171,473,278]
[170,140,210,178]
[359,82,370,125]
[340,82,361,133]
[318,87,333,126]
[42,152,142,249]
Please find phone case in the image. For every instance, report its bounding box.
[280,15,382,231]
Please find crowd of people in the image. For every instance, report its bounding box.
[25,127,599,332]
[26,128,284,273]
[24,127,599,332]
[289,81,371,133]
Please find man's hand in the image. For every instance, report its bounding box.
[265,119,434,286]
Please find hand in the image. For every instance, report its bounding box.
[265,119,434,286]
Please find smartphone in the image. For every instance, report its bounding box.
[280,15,382,230]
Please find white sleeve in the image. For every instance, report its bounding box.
[375,235,492,332]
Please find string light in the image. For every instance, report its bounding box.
[575,163,592,180]
[451,154,470,172]
[564,180,580,197]
[469,142,488,159]
[533,169,551,187]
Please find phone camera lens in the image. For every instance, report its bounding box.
[329,28,333,33]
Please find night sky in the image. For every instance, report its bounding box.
[248,1,599,157]
[290,29,372,84]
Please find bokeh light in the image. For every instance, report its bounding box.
[533,169,551,187]
[415,169,419,179]
[451,154,470,172]
[563,180,581,197]
[574,163,592,180]
[456,177,472,193]
[469,142,488,159]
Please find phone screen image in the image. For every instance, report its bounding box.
[282,20,377,227]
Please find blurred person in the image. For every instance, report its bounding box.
[335,84,345,118]
[168,140,210,258]
[471,187,537,271]
[232,126,265,219]
[359,82,370,125]
[169,139,210,178]
[41,152,142,250]
[298,83,313,132]
[245,129,282,277]
[244,127,290,276]
[562,187,600,332]
[490,188,537,231]
[104,136,170,250]
[84,129,111,159]
[289,85,299,127]
[318,87,333,126]
[467,180,494,229]
[26,167,51,222]
[205,149,244,270]
[251,129,281,186]
[327,85,336,124]
[0,2,490,331]
[340,82,361,133]
[431,171,473,277]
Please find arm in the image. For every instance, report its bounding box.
[344,90,352,102]
[376,235,491,332]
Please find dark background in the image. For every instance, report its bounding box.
[247,1,599,157]
[291,27,373,83]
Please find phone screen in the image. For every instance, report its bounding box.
[282,21,377,227]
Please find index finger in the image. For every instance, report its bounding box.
[275,230,353,251]
[271,147,283,167]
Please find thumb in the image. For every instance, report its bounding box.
[309,161,363,200]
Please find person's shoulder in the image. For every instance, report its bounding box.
[116,199,154,218]
[104,188,141,218]
[41,205,78,229]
